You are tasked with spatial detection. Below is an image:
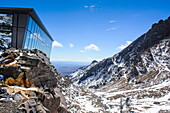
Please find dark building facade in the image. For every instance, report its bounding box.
[0,7,53,57]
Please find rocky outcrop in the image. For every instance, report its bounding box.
[0,49,70,113]
[0,49,60,88]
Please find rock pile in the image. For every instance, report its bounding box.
[0,48,70,113]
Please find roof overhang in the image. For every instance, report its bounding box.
[0,7,54,41]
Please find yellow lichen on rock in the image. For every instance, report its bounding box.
[15,72,25,87]
[4,72,33,88]
[25,77,34,88]
[5,77,16,86]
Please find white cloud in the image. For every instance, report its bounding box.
[80,50,86,53]
[52,40,63,47]
[85,44,100,51]
[106,27,116,31]
[69,43,74,48]
[88,57,102,62]
[109,20,116,23]
[50,58,67,62]
[84,5,95,8]
[50,59,58,62]
[90,5,95,8]
[84,5,89,8]
[118,41,132,50]
[80,44,100,53]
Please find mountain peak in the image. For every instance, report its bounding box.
[91,60,98,64]
[69,16,170,89]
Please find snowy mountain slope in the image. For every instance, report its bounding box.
[69,16,170,89]
[63,75,170,112]
[63,17,170,113]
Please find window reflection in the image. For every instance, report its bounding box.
[23,16,52,57]
[0,13,13,50]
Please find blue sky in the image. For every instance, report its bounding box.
[1,0,170,62]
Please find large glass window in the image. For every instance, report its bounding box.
[0,13,13,51]
[27,17,32,31]
[23,16,53,57]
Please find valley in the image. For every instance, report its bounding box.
[65,17,170,112]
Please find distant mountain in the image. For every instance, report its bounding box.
[69,16,170,89]
[51,61,89,75]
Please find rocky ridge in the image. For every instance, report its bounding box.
[69,16,170,89]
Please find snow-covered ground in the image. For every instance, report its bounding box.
[64,79,170,113]
[65,38,170,112]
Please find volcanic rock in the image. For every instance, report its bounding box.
[0,49,70,113]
